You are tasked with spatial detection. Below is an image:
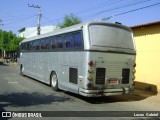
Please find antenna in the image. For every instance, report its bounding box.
[101,15,115,21]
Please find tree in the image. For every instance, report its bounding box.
[0,30,24,58]
[59,13,81,28]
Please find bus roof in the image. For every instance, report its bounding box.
[20,21,132,44]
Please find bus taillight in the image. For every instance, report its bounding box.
[87,61,95,87]
[132,63,136,80]
[88,61,94,66]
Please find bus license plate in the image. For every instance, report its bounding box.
[108,79,118,85]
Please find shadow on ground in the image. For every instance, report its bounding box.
[64,89,157,104]
[0,92,72,108]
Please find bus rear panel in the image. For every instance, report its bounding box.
[79,22,136,97]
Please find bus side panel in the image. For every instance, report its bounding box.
[51,51,88,94]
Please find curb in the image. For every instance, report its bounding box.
[134,81,158,93]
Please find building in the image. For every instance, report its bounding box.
[18,25,59,38]
[131,21,160,93]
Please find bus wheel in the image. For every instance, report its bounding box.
[20,65,24,76]
[50,72,58,91]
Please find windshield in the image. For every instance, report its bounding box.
[89,24,135,50]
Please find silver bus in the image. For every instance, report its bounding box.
[19,21,136,97]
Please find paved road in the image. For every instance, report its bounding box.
[0,61,160,120]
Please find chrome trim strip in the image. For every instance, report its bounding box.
[79,87,132,97]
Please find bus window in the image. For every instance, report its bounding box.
[25,42,27,50]
[73,32,82,48]
[65,33,73,48]
[41,39,46,49]
[57,36,63,48]
[36,40,40,50]
[21,43,24,50]
[27,42,32,50]
[46,38,50,49]
[32,40,40,50]
[51,36,57,49]
[32,41,36,50]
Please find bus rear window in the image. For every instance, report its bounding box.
[89,25,134,50]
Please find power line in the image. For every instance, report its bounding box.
[113,2,160,17]
[4,15,37,26]
[42,0,153,25]
[1,14,37,21]
[75,0,125,15]
[98,0,152,15]
[1,0,159,33]
[41,0,125,25]
[82,0,153,21]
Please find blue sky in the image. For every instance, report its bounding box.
[0,0,160,34]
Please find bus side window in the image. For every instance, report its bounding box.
[51,36,56,49]
[32,41,36,50]
[36,40,40,50]
[65,33,73,48]
[24,43,27,50]
[73,32,82,48]
[32,40,40,50]
[21,43,24,50]
[41,39,45,49]
[57,35,63,48]
[46,38,50,49]
[29,42,32,50]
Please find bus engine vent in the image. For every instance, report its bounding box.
[69,68,78,84]
[96,68,106,85]
[122,69,130,84]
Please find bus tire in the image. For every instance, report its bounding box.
[50,71,59,91]
[20,65,24,76]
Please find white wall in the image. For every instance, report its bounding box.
[19,26,59,38]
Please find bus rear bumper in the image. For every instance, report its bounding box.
[79,87,133,97]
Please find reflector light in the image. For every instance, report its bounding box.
[132,75,136,80]
[87,75,93,81]
[88,68,94,73]
[132,69,136,74]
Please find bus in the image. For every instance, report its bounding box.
[18,21,136,97]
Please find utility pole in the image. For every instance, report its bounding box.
[28,4,41,35]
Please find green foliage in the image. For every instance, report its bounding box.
[59,13,81,28]
[0,30,24,53]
